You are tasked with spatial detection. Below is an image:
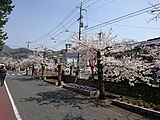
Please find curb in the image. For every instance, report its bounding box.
[63,84,100,98]
[43,79,58,86]
[43,79,65,86]
[112,100,160,119]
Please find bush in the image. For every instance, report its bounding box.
[150,103,156,108]
[153,105,160,111]
[143,102,150,108]
[137,101,143,107]
[132,100,138,105]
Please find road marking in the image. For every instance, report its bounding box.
[11,74,15,76]
[17,73,21,76]
[4,81,22,120]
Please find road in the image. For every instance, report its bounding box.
[4,71,151,120]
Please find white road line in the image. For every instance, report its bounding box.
[11,74,15,76]
[17,74,21,76]
[4,81,22,120]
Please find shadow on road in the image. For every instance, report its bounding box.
[63,113,85,120]
[20,89,149,120]
[21,89,110,109]
[16,76,39,82]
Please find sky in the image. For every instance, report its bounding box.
[4,0,160,51]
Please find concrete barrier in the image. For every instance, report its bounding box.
[112,100,160,119]
[63,84,99,98]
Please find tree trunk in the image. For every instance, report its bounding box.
[31,64,34,76]
[91,68,94,78]
[70,65,73,76]
[97,51,105,100]
[75,52,80,83]
[58,64,62,86]
[41,64,45,80]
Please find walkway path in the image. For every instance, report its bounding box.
[0,82,16,120]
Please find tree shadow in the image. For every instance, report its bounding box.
[21,89,110,109]
[37,83,53,86]
[63,113,85,120]
[20,89,150,120]
[16,76,38,82]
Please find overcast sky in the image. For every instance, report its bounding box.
[4,0,160,50]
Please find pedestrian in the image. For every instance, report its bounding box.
[0,65,7,86]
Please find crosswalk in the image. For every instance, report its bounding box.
[6,72,26,77]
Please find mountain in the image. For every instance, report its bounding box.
[0,45,33,58]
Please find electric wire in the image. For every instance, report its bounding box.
[82,3,160,33]
[35,19,78,47]
[32,2,160,51]
[88,0,116,12]
[30,5,79,43]
[86,0,101,8]
[51,20,78,39]
[85,17,160,29]
[29,1,91,49]
[30,13,79,46]
[30,0,91,44]
[50,13,79,36]
[112,24,160,29]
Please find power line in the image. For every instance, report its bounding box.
[44,0,115,47]
[86,17,160,29]
[30,14,78,47]
[88,0,116,12]
[30,0,91,44]
[28,1,92,50]
[82,0,91,5]
[52,20,77,38]
[82,3,160,32]
[30,5,79,43]
[50,14,79,37]
[52,36,73,48]
[32,2,87,49]
[31,12,79,46]
[85,0,101,8]
[33,19,78,48]
[112,24,160,29]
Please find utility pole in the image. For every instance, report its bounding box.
[26,41,31,50]
[76,2,83,81]
[26,41,31,56]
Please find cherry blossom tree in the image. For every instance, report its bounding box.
[72,28,127,99]
[72,27,160,99]
[104,40,160,86]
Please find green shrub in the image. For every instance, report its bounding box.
[137,101,143,107]
[117,98,123,101]
[150,103,156,108]
[132,100,138,105]
[153,105,160,111]
[143,102,150,108]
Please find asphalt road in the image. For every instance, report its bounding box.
[5,71,151,120]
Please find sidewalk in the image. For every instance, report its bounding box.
[0,84,17,120]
